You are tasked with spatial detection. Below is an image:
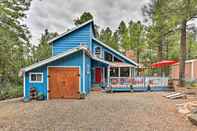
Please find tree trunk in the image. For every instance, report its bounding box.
[158,40,163,61]
[136,49,140,63]
[179,20,187,87]
[136,49,140,76]
[158,37,164,76]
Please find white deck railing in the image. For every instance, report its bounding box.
[109,77,169,88]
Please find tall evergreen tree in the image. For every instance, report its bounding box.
[0,0,32,86]
[73,12,99,38]
[161,0,197,86]
[32,29,58,62]
[74,12,93,26]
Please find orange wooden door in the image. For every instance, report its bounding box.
[48,67,80,99]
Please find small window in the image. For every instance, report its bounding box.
[95,47,101,58]
[110,67,119,77]
[29,73,43,83]
[104,51,113,62]
[120,67,130,77]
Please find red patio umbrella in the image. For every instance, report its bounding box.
[151,60,177,68]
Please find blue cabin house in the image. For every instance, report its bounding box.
[20,20,139,100]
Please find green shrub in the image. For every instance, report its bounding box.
[0,84,23,100]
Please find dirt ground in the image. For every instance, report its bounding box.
[0,92,196,131]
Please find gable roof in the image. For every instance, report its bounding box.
[48,19,95,44]
[19,46,114,76]
[92,37,139,66]
[19,46,90,76]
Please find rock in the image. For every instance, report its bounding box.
[188,113,197,126]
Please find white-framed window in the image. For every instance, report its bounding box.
[110,67,119,77]
[29,72,43,83]
[95,46,102,58]
[120,67,130,77]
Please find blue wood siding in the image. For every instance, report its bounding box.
[84,54,92,93]
[24,51,86,99]
[52,24,92,56]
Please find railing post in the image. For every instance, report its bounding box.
[107,66,110,87]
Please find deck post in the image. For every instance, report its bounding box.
[107,66,110,87]
[129,67,132,78]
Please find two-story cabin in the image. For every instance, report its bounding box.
[20,20,138,100]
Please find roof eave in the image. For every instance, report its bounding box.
[92,37,139,67]
[19,46,89,76]
[48,19,95,44]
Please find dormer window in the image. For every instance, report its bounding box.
[95,46,101,58]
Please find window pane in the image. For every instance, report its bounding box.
[110,67,119,77]
[30,73,42,82]
[104,52,112,62]
[36,74,42,81]
[114,57,122,62]
[31,74,37,81]
[95,47,101,57]
[120,67,129,77]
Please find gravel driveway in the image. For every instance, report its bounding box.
[0,92,196,131]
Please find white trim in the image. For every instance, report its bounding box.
[23,74,26,98]
[83,50,86,93]
[48,19,94,44]
[102,68,105,83]
[29,72,43,83]
[94,46,102,58]
[92,37,138,66]
[107,66,110,86]
[47,66,81,100]
[51,42,54,56]
[20,46,89,74]
[129,67,132,78]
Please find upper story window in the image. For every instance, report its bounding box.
[95,46,102,58]
[29,72,43,83]
[104,51,113,62]
[114,56,122,62]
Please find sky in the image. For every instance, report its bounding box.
[25,0,150,45]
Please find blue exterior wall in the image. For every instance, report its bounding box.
[24,51,86,99]
[84,53,92,93]
[52,23,93,56]
[23,20,139,100]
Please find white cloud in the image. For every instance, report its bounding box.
[25,0,150,45]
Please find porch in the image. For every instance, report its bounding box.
[91,59,170,92]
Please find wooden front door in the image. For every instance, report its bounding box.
[95,68,102,83]
[48,67,80,99]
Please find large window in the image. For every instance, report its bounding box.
[104,51,113,62]
[110,67,119,77]
[95,46,101,58]
[120,67,130,77]
[29,73,43,83]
